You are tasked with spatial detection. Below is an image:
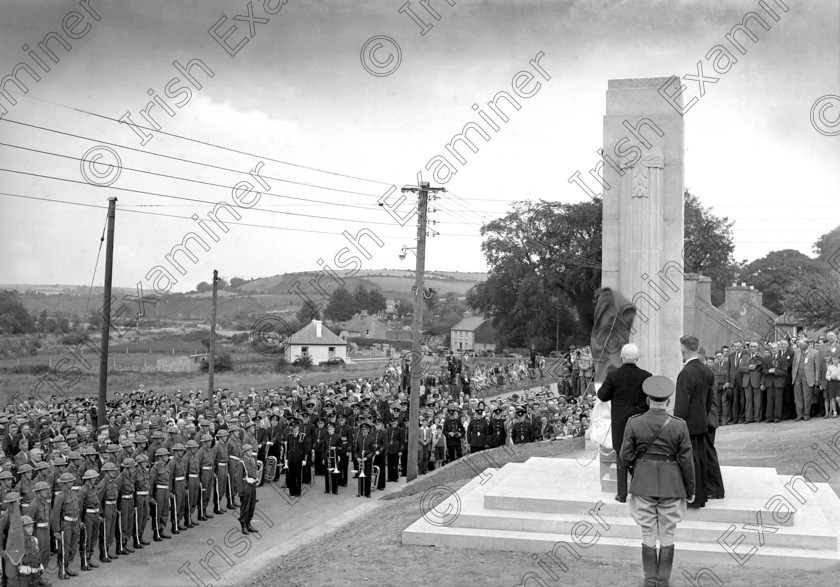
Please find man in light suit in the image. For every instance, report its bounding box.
[727,341,745,424]
[791,338,819,421]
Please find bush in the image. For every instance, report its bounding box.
[294,355,313,369]
[274,357,290,372]
[199,353,233,372]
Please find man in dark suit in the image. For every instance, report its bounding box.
[765,342,790,423]
[674,334,713,509]
[738,341,764,423]
[597,343,652,503]
[727,341,745,424]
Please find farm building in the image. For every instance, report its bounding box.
[285,319,348,364]
[340,310,388,339]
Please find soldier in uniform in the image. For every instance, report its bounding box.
[148,448,171,541]
[285,420,310,498]
[14,464,36,511]
[196,435,215,521]
[353,420,375,498]
[76,469,100,571]
[117,458,136,554]
[25,480,55,582]
[169,444,187,533]
[98,461,121,560]
[133,454,151,548]
[226,425,243,509]
[487,407,507,449]
[184,440,200,528]
[211,430,230,515]
[49,472,80,578]
[238,444,258,534]
[620,376,695,587]
[312,418,327,478]
[443,405,465,462]
[511,407,533,445]
[337,414,352,487]
[384,418,404,483]
[370,418,387,491]
[467,408,488,454]
[5,515,45,587]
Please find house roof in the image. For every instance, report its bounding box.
[451,316,487,332]
[289,321,347,346]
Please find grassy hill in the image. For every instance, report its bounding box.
[3,270,486,323]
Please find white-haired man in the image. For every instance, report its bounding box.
[597,343,653,503]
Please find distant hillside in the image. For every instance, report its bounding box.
[3,269,486,323]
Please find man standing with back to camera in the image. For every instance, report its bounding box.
[597,343,652,503]
[621,375,695,587]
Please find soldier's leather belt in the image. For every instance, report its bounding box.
[63,516,78,522]
[174,476,185,481]
[136,491,149,496]
[37,522,49,528]
[85,509,99,514]
[104,500,117,505]
[121,494,133,499]
[201,466,213,470]
[155,484,169,489]
[188,474,199,478]
[640,454,676,462]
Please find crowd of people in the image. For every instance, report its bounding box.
[707,331,840,424]
[0,347,597,583]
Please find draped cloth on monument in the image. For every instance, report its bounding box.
[588,287,637,451]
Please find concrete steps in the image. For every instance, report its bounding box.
[402,456,840,570]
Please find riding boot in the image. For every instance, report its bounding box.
[657,544,675,586]
[641,545,658,587]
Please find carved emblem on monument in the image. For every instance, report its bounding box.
[619,152,664,199]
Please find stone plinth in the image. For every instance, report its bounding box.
[403,457,840,570]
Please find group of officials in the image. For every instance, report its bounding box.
[599,335,721,587]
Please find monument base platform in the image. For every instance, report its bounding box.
[403,457,840,570]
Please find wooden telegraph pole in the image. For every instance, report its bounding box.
[208,270,219,394]
[97,197,117,429]
[403,181,445,482]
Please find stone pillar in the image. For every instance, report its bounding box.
[601,77,685,387]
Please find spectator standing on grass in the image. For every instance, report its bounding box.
[621,375,694,587]
[792,338,819,421]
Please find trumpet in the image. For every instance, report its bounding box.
[328,447,341,475]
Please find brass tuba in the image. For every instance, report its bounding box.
[265,456,278,482]
[372,464,380,488]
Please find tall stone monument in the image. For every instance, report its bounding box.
[601,77,685,384]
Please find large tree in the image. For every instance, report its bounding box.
[737,249,824,315]
[0,290,35,334]
[468,191,736,348]
[324,287,357,321]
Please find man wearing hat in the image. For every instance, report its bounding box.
[117,458,137,554]
[443,405,465,463]
[620,375,695,587]
[226,425,243,509]
[170,444,187,533]
[370,418,387,491]
[49,473,80,578]
[77,469,101,571]
[384,418,405,483]
[467,408,488,454]
[487,407,507,450]
[597,343,653,504]
[211,429,230,515]
[353,420,375,498]
[196,435,215,521]
[238,444,258,534]
[323,421,342,495]
[5,514,44,585]
[184,440,201,528]
[133,454,152,548]
[148,449,171,541]
[26,480,54,582]
[284,419,310,498]
[511,407,533,445]
[98,461,121,560]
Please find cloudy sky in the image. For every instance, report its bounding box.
[0,0,838,292]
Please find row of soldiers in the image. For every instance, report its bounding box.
[0,429,261,583]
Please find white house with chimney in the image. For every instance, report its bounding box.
[285,319,348,364]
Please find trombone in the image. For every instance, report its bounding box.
[328,446,341,475]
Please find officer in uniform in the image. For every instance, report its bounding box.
[117,458,136,554]
[185,440,201,528]
[285,419,310,498]
[467,408,488,454]
[49,473,80,578]
[169,444,187,533]
[133,454,151,548]
[212,430,230,514]
[98,461,121,560]
[76,469,100,571]
[148,448,171,541]
[620,376,695,587]
[238,444,258,534]
[370,418,387,490]
[354,420,375,498]
[511,407,533,445]
[323,421,341,494]
[487,407,507,449]
[443,405,465,462]
[385,418,405,483]
[24,481,54,582]
[196,435,215,521]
